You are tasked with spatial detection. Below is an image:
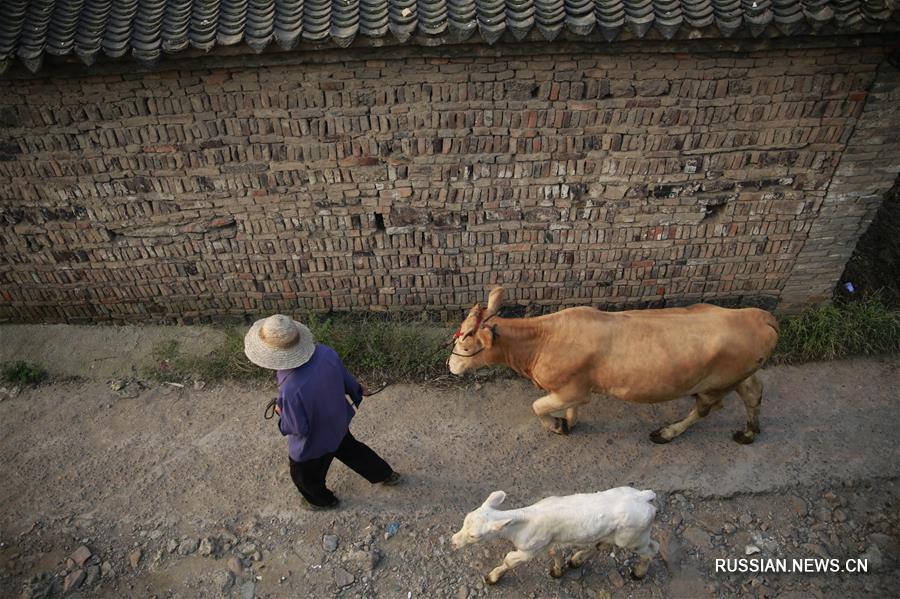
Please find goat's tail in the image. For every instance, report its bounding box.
[638,490,656,503]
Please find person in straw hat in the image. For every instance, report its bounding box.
[245,314,402,510]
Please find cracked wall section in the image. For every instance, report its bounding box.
[780,58,900,312]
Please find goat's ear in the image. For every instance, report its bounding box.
[486,287,505,315]
[490,518,513,532]
[482,491,506,508]
[476,326,494,349]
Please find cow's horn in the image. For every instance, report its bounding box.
[484,287,505,319]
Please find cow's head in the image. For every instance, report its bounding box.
[448,287,504,375]
[450,491,512,549]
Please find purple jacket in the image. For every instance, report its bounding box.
[275,344,364,462]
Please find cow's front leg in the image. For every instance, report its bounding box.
[548,546,564,578]
[485,549,535,585]
[532,393,573,435]
[565,406,579,429]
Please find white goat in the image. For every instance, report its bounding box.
[451,487,659,584]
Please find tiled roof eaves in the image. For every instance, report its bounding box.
[0,0,898,75]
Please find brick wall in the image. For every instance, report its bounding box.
[0,44,894,323]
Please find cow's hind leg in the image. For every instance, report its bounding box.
[649,392,725,444]
[733,373,763,444]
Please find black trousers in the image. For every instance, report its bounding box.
[289,431,393,506]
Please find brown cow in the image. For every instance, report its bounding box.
[448,287,779,444]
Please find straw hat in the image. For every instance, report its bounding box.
[244,314,316,370]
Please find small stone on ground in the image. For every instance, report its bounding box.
[333,565,355,588]
[607,569,625,588]
[239,580,256,599]
[69,545,91,567]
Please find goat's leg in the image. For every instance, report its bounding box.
[733,373,763,444]
[485,549,535,585]
[631,540,659,580]
[548,546,564,578]
[567,546,598,569]
[649,392,725,444]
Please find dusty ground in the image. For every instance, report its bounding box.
[0,323,227,381]
[0,326,898,598]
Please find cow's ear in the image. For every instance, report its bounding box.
[490,518,512,532]
[487,287,505,315]
[476,326,494,349]
[483,490,506,508]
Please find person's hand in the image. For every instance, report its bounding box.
[274,404,281,416]
[361,384,370,397]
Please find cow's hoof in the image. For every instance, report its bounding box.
[566,559,583,570]
[649,428,672,444]
[631,568,647,580]
[549,567,564,579]
[483,575,498,586]
[732,430,755,444]
[551,417,570,435]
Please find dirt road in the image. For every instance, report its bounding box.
[1,356,898,598]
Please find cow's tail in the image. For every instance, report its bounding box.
[762,310,780,334]
[759,311,780,361]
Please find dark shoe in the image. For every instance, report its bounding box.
[380,471,403,486]
[301,497,339,511]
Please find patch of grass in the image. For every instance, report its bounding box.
[144,314,480,385]
[773,297,900,364]
[304,313,454,384]
[146,330,271,383]
[0,361,48,386]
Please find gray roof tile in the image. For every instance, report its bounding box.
[162,1,192,53]
[101,1,138,59]
[0,0,897,73]
[361,0,391,38]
